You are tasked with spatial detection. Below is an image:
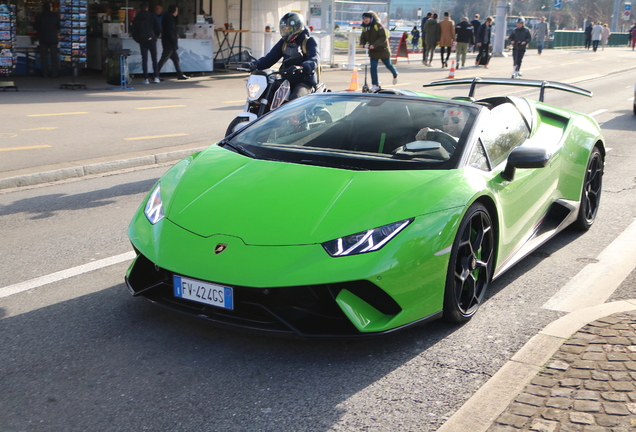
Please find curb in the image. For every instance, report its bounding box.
[0,146,209,190]
[437,299,636,432]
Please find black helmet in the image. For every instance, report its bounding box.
[280,12,305,42]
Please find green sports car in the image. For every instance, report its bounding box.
[126,78,604,337]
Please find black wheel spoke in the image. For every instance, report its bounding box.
[445,205,494,321]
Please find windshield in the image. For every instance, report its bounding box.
[226,94,479,171]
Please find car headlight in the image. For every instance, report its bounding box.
[144,184,165,225]
[247,83,261,100]
[322,219,413,257]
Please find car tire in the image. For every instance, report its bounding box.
[572,146,604,231]
[633,104,636,115]
[443,202,495,323]
[225,116,251,137]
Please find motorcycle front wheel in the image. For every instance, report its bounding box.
[225,116,251,137]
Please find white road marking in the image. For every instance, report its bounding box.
[588,109,608,117]
[629,97,634,101]
[0,251,136,299]
[542,218,636,312]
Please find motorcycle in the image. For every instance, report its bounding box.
[225,51,329,137]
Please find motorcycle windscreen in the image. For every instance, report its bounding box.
[271,80,291,110]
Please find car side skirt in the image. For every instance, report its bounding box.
[493,198,579,280]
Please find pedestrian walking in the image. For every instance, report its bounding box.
[33,2,60,78]
[471,14,482,64]
[601,23,611,50]
[509,17,531,78]
[584,21,593,49]
[591,21,602,52]
[157,5,189,80]
[132,2,161,84]
[421,12,432,64]
[475,16,493,68]
[631,25,636,50]
[534,16,549,55]
[438,12,455,68]
[423,13,439,67]
[455,17,473,69]
[359,10,398,92]
[411,26,420,53]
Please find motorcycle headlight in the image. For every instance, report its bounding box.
[322,219,413,257]
[247,83,262,100]
[144,184,165,225]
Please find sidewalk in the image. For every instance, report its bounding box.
[438,301,636,432]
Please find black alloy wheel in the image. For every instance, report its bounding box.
[573,146,603,231]
[443,202,495,323]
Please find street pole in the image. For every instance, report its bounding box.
[612,0,620,32]
[493,0,508,56]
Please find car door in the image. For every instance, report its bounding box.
[478,102,560,264]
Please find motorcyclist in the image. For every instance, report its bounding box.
[250,12,320,101]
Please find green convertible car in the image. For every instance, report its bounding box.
[126,78,605,337]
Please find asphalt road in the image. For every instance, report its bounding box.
[1,58,636,432]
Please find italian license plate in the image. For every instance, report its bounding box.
[173,275,233,310]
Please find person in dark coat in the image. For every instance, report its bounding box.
[359,11,398,91]
[34,3,60,78]
[584,21,593,49]
[455,17,474,69]
[154,4,163,25]
[475,16,493,68]
[132,2,161,84]
[157,5,189,80]
[423,13,439,67]
[471,14,481,63]
[411,26,420,52]
[471,14,481,39]
[252,12,319,100]
[509,17,532,77]
[420,12,432,63]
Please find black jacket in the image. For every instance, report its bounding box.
[509,26,532,50]
[421,16,429,37]
[471,19,481,39]
[132,10,161,44]
[161,12,179,49]
[34,11,60,45]
[256,28,319,87]
[455,21,474,44]
[476,23,492,45]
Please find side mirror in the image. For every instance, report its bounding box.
[501,146,551,181]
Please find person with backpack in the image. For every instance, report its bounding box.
[250,12,319,101]
[131,2,161,84]
[359,10,398,92]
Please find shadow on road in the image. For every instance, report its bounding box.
[0,281,463,432]
[0,178,158,219]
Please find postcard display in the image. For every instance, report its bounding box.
[59,0,87,89]
[0,3,17,90]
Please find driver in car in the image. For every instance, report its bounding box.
[415,108,469,151]
[250,12,320,101]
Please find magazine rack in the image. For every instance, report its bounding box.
[59,0,87,90]
[0,3,18,91]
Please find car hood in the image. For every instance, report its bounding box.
[166,146,472,245]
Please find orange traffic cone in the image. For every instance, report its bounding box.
[346,67,359,91]
[447,60,456,79]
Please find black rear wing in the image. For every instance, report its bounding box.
[422,77,592,102]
